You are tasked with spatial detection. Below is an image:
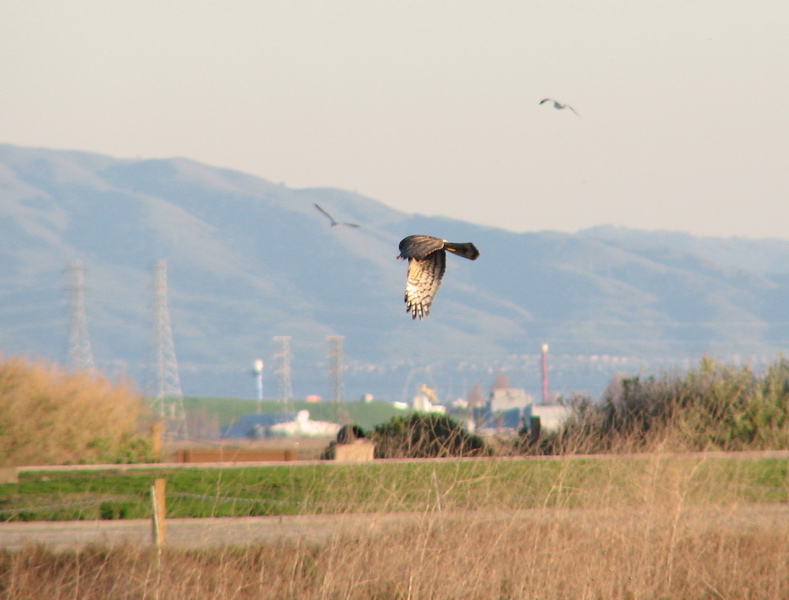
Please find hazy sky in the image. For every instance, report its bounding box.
[3,2,788,239]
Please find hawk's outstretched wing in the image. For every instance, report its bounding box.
[404,249,446,320]
[399,235,447,260]
[398,234,479,320]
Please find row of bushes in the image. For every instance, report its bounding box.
[530,357,789,455]
[331,357,789,459]
[3,355,789,465]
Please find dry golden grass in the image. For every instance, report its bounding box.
[1,505,785,599]
[1,454,787,599]
[0,356,149,466]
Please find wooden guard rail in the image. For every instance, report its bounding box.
[176,448,297,463]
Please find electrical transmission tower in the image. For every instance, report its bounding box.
[327,335,344,403]
[150,260,187,439]
[273,336,293,412]
[66,260,95,372]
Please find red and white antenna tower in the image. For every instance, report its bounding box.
[541,343,550,405]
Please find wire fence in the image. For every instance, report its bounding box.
[0,495,144,517]
[169,492,298,506]
[0,491,304,518]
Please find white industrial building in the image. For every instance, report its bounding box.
[224,410,340,439]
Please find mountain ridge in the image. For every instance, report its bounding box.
[2,143,787,400]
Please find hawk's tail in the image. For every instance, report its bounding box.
[444,242,480,261]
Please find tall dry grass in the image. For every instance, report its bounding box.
[4,518,785,600]
[0,356,151,466]
[1,454,786,598]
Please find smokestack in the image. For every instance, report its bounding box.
[541,344,549,405]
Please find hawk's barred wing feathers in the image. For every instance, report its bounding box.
[404,249,446,320]
[398,235,479,320]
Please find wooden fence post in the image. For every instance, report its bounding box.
[151,420,165,461]
[151,478,167,547]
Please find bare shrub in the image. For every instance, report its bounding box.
[0,356,151,466]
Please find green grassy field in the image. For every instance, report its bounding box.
[2,453,786,522]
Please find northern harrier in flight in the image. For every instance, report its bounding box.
[314,203,360,228]
[539,98,580,117]
[398,235,479,320]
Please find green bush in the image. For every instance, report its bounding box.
[371,413,490,459]
[531,357,789,455]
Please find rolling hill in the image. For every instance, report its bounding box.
[2,143,788,401]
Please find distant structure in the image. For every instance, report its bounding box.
[150,260,187,439]
[224,410,341,439]
[477,387,533,432]
[327,335,345,402]
[412,384,445,414]
[273,336,293,411]
[541,343,550,404]
[65,260,95,372]
[253,359,264,412]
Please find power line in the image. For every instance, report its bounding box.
[65,260,95,372]
[327,335,345,402]
[273,336,293,412]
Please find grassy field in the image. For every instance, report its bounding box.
[1,452,786,521]
[1,452,787,598]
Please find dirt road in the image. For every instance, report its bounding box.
[0,512,426,551]
[2,504,787,552]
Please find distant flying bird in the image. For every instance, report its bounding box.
[314,203,361,228]
[397,235,480,320]
[539,98,580,117]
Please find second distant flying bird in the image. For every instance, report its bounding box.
[539,98,580,117]
[314,203,360,228]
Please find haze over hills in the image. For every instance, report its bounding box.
[2,143,788,402]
